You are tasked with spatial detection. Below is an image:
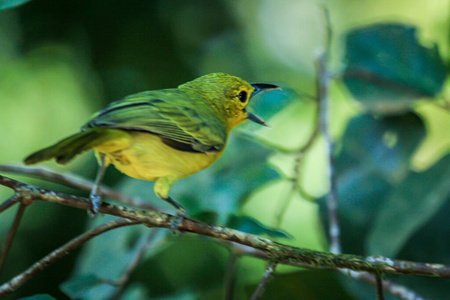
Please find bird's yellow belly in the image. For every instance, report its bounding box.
[93,131,221,181]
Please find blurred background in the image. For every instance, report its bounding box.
[0,0,449,299]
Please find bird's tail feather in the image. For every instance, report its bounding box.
[24,128,115,165]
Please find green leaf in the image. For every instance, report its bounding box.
[0,0,31,10]
[337,112,425,182]
[327,112,425,254]
[118,283,149,300]
[60,274,105,299]
[226,215,292,239]
[343,23,447,114]
[322,172,392,255]
[367,154,450,257]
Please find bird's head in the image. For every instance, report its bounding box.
[180,73,280,130]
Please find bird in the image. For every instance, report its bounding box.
[24,72,280,229]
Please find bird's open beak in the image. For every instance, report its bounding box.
[250,83,281,98]
[245,83,281,126]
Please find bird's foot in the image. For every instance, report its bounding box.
[171,208,189,234]
[88,194,102,218]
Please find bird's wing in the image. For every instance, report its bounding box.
[83,89,227,153]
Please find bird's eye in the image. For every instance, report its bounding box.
[237,91,247,103]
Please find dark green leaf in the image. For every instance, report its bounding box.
[60,274,105,299]
[343,23,447,113]
[324,112,425,254]
[0,0,31,10]
[226,215,292,239]
[337,112,425,182]
[367,154,450,257]
[389,198,450,299]
[320,173,392,255]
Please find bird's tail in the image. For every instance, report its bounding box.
[24,127,116,165]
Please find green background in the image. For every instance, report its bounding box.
[0,0,449,299]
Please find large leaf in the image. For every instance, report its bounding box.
[324,112,425,255]
[344,191,450,300]
[367,154,450,257]
[336,112,425,182]
[343,23,447,114]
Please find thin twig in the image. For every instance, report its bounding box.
[347,270,425,300]
[317,6,341,255]
[110,229,159,300]
[0,165,150,209]
[224,251,241,300]
[0,195,20,214]
[0,203,27,275]
[275,187,297,227]
[0,218,139,297]
[275,105,321,226]
[250,260,278,300]
[375,273,385,300]
[1,175,450,281]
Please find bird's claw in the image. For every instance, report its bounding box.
[88,194,102,218]
[170,208,189,234]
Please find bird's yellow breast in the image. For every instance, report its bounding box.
[93,131,223,182]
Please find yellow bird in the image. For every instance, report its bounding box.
[24,73,279,227]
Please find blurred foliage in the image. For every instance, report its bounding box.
[0,0,449,300]
[343,23,447,113]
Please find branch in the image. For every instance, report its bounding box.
[375,273,385,300]
[0,165,151,209]
[0,195,20,214]
[317,7,341,255]
[250,261,278,300]
[1,174,449,279]
[347,270,425,300]
[224,250,240,300]
[0,218,139,297]
[0,202,27,275]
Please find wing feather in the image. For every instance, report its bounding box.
[83,89,227,152]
